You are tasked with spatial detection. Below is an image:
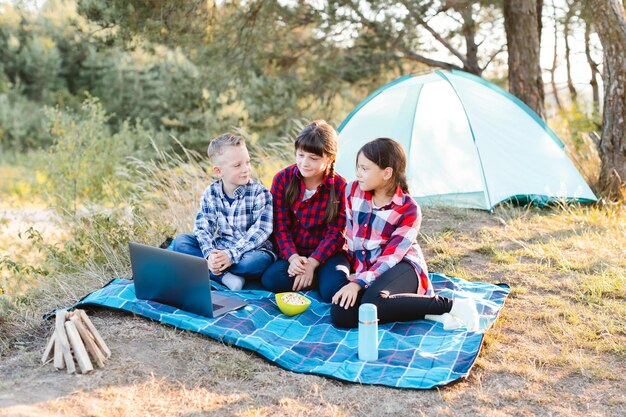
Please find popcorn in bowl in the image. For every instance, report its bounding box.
[282,293,308,305]
[275,292,311,316]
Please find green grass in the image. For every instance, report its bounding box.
[419,203,626,388]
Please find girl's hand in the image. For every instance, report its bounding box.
[331,282,362,309]
[292,257,319,291]
[288,254,308,277]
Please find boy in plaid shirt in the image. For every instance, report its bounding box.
[171,133,274,290]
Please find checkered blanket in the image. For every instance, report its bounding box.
[67,274,509,389]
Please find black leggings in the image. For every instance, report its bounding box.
[331,261,453,328]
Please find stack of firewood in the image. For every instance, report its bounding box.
[41,309,111,374]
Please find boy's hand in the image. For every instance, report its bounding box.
[287,254,308,277]
[292,257,319,291]
[207,259,221,275]
[207,252,220,271]
[331,282,362,309]
[209,250,232,273]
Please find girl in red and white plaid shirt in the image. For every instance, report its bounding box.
[261,120,349,302]
[331,138,480,330]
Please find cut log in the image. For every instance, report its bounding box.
[41,331,55,365]
[76,309,111,358]
[70,316,106,368]
[65,320,94,374]
[53,334,64,370]
[54,310,75,374]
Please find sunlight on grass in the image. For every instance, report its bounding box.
[576,268,626,302]
[1,376,249,417]
[407,203,625,402]
[491,248,517,264]
[450,203,626,395]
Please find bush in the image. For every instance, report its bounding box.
[559,104,602,150]
[43,97,138,211]
[549,105,602,187]
[0,86,47,152]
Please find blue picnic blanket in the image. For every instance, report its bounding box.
[67,274,509,389]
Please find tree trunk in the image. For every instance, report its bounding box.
[563,5,578,102]
[504,0,545,119]
[550,0,563,111]
[584,19,601,109]
[587,0,626,198]
[459,6,481,75]
[537,0,544,37]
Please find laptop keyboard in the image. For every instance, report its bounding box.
[213,303,225,310]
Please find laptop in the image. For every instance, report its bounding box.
[129,242,247,318]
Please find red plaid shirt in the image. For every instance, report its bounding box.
[271,164,346,263]
[345,181,433,295]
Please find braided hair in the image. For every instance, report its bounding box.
[285,120,339,224]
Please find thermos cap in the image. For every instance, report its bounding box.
[359,303,378,322]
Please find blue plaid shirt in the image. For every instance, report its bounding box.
[193,179,273,263]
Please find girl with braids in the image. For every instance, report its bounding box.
[331,138,480,330]
[261,120,349,302]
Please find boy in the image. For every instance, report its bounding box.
[171,133,274,290]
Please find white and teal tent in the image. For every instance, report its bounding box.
[335,70,597,210]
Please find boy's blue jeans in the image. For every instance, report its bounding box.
[171,233,274,284]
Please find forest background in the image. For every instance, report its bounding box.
[0,1,625,416]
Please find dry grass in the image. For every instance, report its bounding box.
[1,157,625,415]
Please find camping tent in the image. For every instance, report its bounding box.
[335,70,597,210]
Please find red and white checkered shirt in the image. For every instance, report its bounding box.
[344,181,434,295]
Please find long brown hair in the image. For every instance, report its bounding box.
[358,137,409,195]
[285,120,339,224]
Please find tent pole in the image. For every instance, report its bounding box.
[435,70,494,210]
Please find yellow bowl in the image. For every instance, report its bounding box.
[275,292,311,316]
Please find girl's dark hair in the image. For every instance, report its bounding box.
[285,120,339,224]
[358,137,409,194]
